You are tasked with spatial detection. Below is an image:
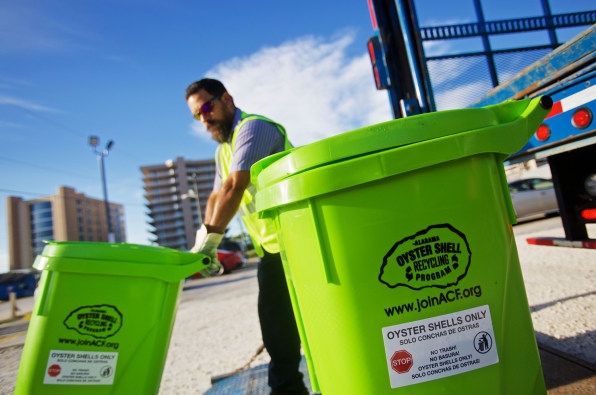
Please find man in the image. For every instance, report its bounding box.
[186,78,309,395]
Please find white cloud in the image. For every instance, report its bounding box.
[0,94,59,112]
[189,120,214,144]
[0,3,116,60]
[0,120,24,129]
[194,33,393,147]
[0,5,73,53]
[188,32,495,146]
[0,76,34,90]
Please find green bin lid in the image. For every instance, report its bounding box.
[251,98,551,190]
[252,97,552,212]
[34,241,211,282]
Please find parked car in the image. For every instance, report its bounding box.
[508,178,559,220]
[189,240,246,279]
[0,270,40,300]
[217,240,247,274]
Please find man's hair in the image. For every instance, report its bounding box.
[185,78,227,100]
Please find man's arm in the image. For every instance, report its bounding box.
[204,170,250,234]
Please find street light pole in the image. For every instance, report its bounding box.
[192,173,203,225]
[89,136,115,242]
[181,173,203,227]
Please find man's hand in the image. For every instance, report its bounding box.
[190,224,224,276]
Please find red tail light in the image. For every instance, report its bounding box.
[581,208,596,221]
[571,107,592,129]
[535,124,550,141]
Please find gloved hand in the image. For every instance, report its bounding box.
[190,224,224,277]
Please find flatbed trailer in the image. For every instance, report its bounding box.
[367,0,596,248]
[471,25,596,247]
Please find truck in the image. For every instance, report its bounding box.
[366,0,596,248]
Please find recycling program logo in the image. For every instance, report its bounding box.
[63,304,123,339]
[379,224,471,290]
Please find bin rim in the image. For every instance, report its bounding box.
[251,98,546,189]
[36,241,200,264]
[254,97,550,214]
[34,241,211,278]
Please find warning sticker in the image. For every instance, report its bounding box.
[43,350,118,385]
[382,305,498,388]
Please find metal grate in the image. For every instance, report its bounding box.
[205,357,315,395]
[427,48,554,110]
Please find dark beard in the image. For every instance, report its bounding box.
[209,116,234,143]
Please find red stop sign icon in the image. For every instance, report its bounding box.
[391,350,413,373]
[48,364,61,377]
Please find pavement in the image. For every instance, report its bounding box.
[1,218,595,394]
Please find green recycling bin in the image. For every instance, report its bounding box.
[252,97,551,394]
[14,241,211,395]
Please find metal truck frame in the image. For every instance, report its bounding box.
[367,0,596,248]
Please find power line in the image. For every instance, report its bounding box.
[0,188,146,207]
[0,188,47,198]
[0,155,89,179]
[19,107,84,138]
[16,106,149,163]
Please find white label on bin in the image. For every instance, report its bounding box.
[382,305,498,388]
[43,350,118,385]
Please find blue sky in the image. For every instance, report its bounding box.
[0,0,593,272]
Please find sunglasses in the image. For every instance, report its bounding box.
[193,94,221,120]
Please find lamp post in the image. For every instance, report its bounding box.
[89,136,115,242]
[181,173,203,226]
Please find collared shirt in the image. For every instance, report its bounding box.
[214,108,286,190]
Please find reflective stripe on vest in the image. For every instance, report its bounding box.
[216,112,292,256]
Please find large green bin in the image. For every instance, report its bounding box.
[14,241,211,394]
[252,97,551,394]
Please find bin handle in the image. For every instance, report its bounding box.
[310,199,338,285]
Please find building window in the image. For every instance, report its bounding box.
[30,201,54,256]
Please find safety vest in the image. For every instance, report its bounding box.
[216,112,292,256]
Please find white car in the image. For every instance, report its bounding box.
[508,178,559,220]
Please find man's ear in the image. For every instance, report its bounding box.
[221,91,235,108]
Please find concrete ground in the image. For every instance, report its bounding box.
[1,217,594,394]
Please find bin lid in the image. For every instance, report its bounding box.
[38,241,198,264]
[253,97,552,212]
[251,98,551,190]
[34,241,211,281]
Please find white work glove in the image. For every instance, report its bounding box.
[190,224,224,277]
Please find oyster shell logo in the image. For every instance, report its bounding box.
[64,305,123,339]
[379,224,471,290]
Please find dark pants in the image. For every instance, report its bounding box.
[257,251,307,393]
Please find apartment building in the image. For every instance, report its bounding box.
[5,186,126,270]
[141,157,216,251]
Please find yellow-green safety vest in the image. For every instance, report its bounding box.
[216,112,292,256]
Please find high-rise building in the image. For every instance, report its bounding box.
[141,157,216,251]
[5,186,126,270]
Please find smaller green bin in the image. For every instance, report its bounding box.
[14,241,211,395]
[252,97,551,394]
